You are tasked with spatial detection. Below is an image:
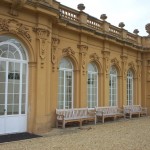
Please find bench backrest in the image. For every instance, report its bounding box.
[95,106,118,115]
[123,105,141,113]
[56,108,95,119]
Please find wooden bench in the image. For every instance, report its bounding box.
[123,105,147,119]
[56,108,96,128]
[95,106,125,123]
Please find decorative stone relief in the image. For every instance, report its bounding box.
[111,58,119,65]
[77,44,88,75]
[90,53,100,61]
[136,59,142,79]
[62,47,75,56]
[102,51,110,76]
[0,18,31,42]
[10,0,27,16]
[147,60,150,66]
[51,37,60,72]
[120,55,128,79]
[128,61,135,69]
[33,27,50,68]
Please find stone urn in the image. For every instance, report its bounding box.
[133,29,139,35]
[77,3,85,11]
[145,23,150,37]
[118,22,125,28]
[100,14,107,21]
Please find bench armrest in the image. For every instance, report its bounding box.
[56,114,65,120]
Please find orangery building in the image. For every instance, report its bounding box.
[0,0,150,134]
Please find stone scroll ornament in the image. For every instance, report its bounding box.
[51,38,60,72]
[0,18,31,42]
[77,45,88,75]
[33,27,50,68]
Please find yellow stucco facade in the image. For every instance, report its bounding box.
[0,0,150,134]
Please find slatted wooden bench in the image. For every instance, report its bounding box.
[95,106,125,123]
[123,105,147,119]
[56,108,96,128]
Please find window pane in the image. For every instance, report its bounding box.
[0,83,5,93]
[0,94,5,104]
[0,105,5,115]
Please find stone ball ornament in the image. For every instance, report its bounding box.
[118,22,125,28]
[145,23,150,37]
[100,14,107,21]
[133,29,139,35]
[77,3,85,11]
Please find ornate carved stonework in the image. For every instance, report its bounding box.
[51,37,60,72]
[111,58,119,65]
[128,61,135,69]
[62,47,75,56]
[0,18,31,42]
[120,55,128,79]
[136,59,142,79]
[147,60,150,66]
[78,44,88,75]
[10,0,27,16]
[33,27,50,68]
[102,51,110,76]
[33,27,50,39]
[90,53,99,61]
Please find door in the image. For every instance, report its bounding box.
[0,39,28,135]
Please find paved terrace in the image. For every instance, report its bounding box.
[0,117,150,150]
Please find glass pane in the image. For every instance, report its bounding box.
[0,105,5,115]
[14,51,20,59]
[0,44,8,58]
[22,64,27,83]
[0,72,6,82]
[9,62,14,72]
[21,104,25,114]
[22,84,26,93]
[0,94,5,104]
[14,94,19,104]
[13,105,19,114]
[14,84,20,93]
[7,105,13,115]
[15,63,20,72]
[0,61,6,72]
[22,94,26,103]
[7,51,15,59]
[8,83,13,93]
[7,94,13,104]
[0,83,5,93]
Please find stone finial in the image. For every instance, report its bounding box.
[77,4,85,11]
[100,14,107,21]
[118,22,125,28]
[133,29,139,35]
[145,23,150,37]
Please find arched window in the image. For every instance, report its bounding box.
[87,63,98,108]
[0,35,28,134]
[109,66,117,106]
[127,69,133,105]
[58,58,73,109]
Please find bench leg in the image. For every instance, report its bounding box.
[79,120,82,127]
[95,116,97,124]
[102,116,104,123]
[56,121,58,128]
[62,121,65,129]
[130,113,132,119]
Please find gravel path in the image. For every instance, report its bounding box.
[0,117,150,150]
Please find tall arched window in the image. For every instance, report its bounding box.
[109,66,117,106]
[127,69,133,105]
[58,58,73,109]
[87,63,98,108]
[0,35,28,134]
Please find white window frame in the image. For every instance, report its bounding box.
[58,58,74,109]
[109,66,118,106]
[87,63,98,108]
[127,69,133,105]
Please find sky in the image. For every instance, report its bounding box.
[57,0,150,36]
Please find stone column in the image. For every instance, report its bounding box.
[102,49,110,106]
[33,27,51,133]
[120,54,128,106]
[78,44,88,107]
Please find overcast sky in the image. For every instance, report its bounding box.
[57,0,150,36]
